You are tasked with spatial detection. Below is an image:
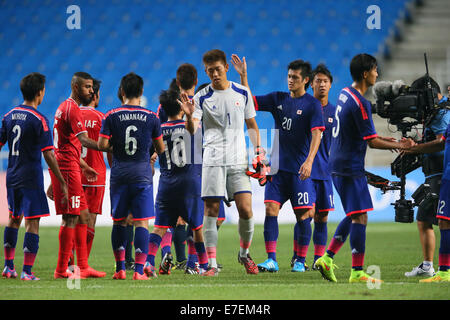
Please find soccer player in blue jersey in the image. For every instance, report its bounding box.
[314,53,415,283]
[1,72,68,280]
[405,122,450,282]
[232,54,324,273]
[300,64,337,270]
[98,72,164,280]
[146,89,209,276]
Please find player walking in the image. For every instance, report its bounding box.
[314,53,414,283]
[98,72,164,280]
[1,73,68,280]
[180,49,261,276]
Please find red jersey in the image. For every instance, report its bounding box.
[80,106,106,186]
[53,98,87,170]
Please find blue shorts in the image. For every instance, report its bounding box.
[110,183,155,221]
[332,174,373,216]
[437,178,450,221]
[7,187,50,219]
[313,179,334,213]
[264,170,315,210]
[155,195,204,230]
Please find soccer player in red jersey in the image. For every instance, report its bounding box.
[51,72,107,279]
[1,73,68,280]
[79,79,107,257]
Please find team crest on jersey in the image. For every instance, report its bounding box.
[328,117,333,123]
[296,109,302,115]
[77,121,83,128]
[235,101,241,106]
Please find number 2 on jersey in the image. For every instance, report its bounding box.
[11,125,21,156]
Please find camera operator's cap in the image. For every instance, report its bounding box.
[411,75,441,93]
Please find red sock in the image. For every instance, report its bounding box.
[86,227,95,258]
[75,224,89,269]
[56,226,75,273]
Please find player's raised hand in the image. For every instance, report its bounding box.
[231,54,247,77]
[399,137,416,150]
[299,159,313,180]
[178,92,195,117]
[82,165,98,182]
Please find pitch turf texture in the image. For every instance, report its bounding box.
[0,223,447,300]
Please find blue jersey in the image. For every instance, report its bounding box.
[254,92,324,174]
[100,105,162,185]
[0,105,53,189]
[443,123,450,181]
[311,102,336,180]
[329,86,377,176]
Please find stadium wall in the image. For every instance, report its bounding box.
[0,167,426,226]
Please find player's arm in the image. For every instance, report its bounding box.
[367,136,416,151]
[179,93,200,135]
[43,150,68,204]
[152,136,164,155]
[78,132,102,151]
[403,134,445,154]
[299,129,322,180]
[245,117,261,150]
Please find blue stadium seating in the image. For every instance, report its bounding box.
[0,0,411,135]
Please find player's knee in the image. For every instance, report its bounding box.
[204,200,220,217]
[314,211,328,223]
[438,218,450,230]
[62,214,78,228]
[350,212,368,225]
[265,203,280,217]
[295,208,313,221]
[24,218,40,234]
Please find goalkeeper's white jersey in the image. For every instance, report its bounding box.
[193,81,256,167]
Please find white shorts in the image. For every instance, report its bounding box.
[201,165,252,200]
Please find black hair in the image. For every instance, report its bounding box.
[159,89,181,118]
[92,78,101,98]
[411,75,441,94]
[349,53,377,82]
[20,72,46,101]
[120,72,143,99]
[311,63,333,84]
[168,78,180,93]
[177,63,198,90]
[287,59,312,90]
[195,82,210,94]
[203,49,227,66]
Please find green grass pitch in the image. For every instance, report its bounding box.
[0,222,448,300]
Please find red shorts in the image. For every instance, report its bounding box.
[50,169,88,215]
[83,186,105,215]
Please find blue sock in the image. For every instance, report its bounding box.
[134,227,149,275]
[439,229,450,272]
[111,225,127,272]
[23,232,39,274]
[313,221,327,262]
[4,226,18,269]
[350,223,366,271]
[263,216,278,261]
[326,216,352,258]
[173,224,187,262]
[148,233,162,266]
[297,218,312,264]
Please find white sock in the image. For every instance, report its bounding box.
[238,217,254,257]
[422,261,433,270]
[204,216,218,268]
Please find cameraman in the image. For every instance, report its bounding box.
[405,76,450,278]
